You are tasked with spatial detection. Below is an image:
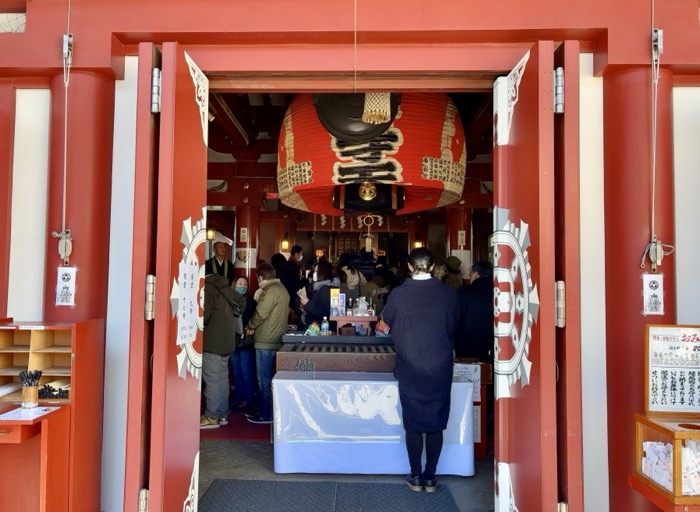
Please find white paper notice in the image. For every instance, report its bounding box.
[234,248,257,269]
[0,406,59,421]
[55,266,77,307]
[642,273,664,316]
[457,230,466,247]
[450,249,471,279]
[453,363,481,401]
[177,262,199,345]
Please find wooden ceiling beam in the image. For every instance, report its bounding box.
[208,162,278,179]
[465,162,492,181]
[209,92,256,149]
[464,95,494,161]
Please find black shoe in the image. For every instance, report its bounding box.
[423,478,437,493]
[246,414,272,425]
[405,474,423,492]
[241,404,257,416]
[230,403,249,414]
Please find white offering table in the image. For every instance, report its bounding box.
[272,371,474,476]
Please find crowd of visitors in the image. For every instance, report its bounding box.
[200,236,495,491]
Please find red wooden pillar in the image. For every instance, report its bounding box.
[603,67,676,512]
[44,71,115,322]
[275,215,297,254]
[446,205,471,282]
[446,205,471,253]
[406,219,417,252]
[235,205,260,285]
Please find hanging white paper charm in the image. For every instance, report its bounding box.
[642,273,664,316]
[177,262,199,345]
[55,266,77,307]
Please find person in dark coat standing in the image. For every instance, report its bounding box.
[381,247,460,493]
[299,261,340,329]
[455,260,494,365]
[202,272,246,429]
[229,276,258,415]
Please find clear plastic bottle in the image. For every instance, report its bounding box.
[321,316,330,336]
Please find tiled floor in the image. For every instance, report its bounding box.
[199,439,495,512]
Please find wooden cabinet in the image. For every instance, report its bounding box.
[629,413,700,510]
[0,319,105,512]
[630,325,700,511]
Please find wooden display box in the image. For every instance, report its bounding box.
[631,325,700,510]
[632,413,700,508]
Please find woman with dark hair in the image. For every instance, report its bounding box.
[336,252,366,300]
[381,247,460,493]
[299,261,339,328]
[229,276,257,415]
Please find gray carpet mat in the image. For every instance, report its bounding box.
[199,479,461,512]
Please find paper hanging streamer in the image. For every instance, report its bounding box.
[55,266,77,307]
[642,272,664,316]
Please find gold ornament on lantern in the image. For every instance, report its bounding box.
[359,181,377,201]
[362,92,392,124]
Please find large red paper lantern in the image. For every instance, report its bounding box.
[277,93,467,215]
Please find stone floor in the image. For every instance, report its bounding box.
[199,439,495,512]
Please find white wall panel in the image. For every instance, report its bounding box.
[102,55,138,512]
[579,53,610,512]
[673,87,700,325]
[7,89,50,321]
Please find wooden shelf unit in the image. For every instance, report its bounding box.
[0,319,105,512]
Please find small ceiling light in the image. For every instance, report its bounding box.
[359,181,377,201]
[206,228,216,240]
[281,233,290,252]
[413,240,423,249]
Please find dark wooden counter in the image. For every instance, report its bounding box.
[278,334,395,373]
[283,333,392,345]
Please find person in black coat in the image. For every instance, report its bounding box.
[299,261,339,329]
[455,260,494,365]
[271,252,302,309]
[381,247,460,493]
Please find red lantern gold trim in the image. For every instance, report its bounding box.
[277,93,467,215]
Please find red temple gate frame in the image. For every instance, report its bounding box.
[124,41,583,512]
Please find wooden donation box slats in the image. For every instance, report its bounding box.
[277,338,395,373]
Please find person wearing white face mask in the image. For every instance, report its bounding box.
[244,264,290,424]
[287,245,304,279]
[272,251,305,324]
[299,261,340,329]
